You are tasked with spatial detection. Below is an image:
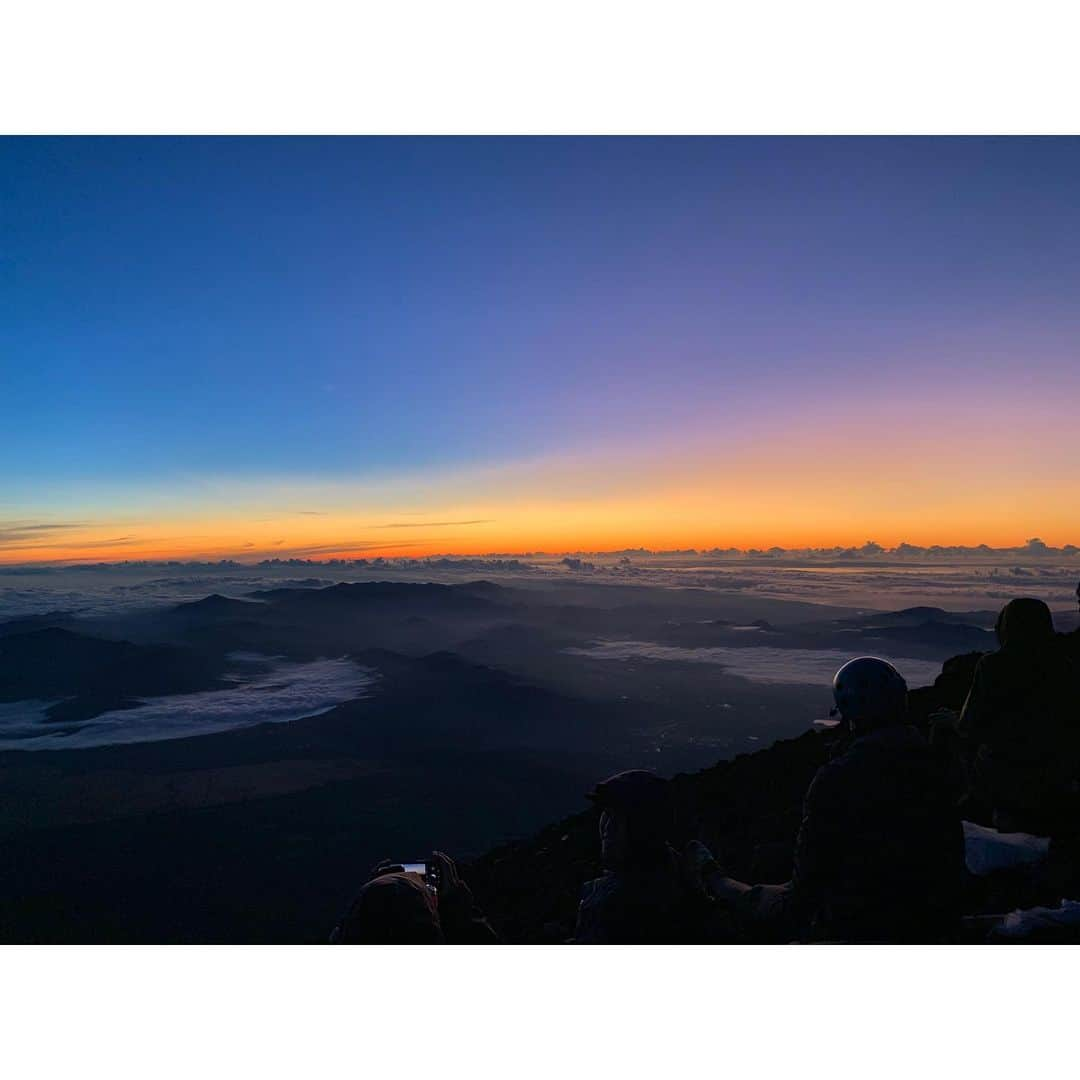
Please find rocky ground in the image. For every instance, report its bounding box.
[466,639,1079,943]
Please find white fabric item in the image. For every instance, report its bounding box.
[962,820,1050,877]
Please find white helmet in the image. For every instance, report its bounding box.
[832,656,908,728]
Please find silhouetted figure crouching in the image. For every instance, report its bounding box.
[695,657,965,942]
[331,851,499,944]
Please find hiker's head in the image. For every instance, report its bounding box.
[589,770,674,869]
[995,597,1055,649]
[832,656,908,733]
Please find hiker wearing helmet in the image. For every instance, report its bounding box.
[957,597,1080,836]
[693,657,964,942]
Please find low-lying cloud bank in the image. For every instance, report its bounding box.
[0,657,375,751]
[566,640,946,689]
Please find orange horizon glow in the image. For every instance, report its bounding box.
[6,495,1080,565]
[6,399,1079,566]
[4,511,1078,567]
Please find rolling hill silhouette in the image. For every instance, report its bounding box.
[0,628,227,723]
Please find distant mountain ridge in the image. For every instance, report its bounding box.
[0,627,227,724]
[244,580,505,610]
[841,605,999,627]
[169,594,265,617]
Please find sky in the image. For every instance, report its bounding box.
[2,136,1079,563]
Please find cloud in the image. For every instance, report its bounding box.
[566,640,944,689]
[0,532,137,552]
[79,535,136,546]
[261,539,436,557]
[1,522,87,532]
[0,657,375,751]
[369,519,495,529]
[0,521,92,547]
[561,556,596,571]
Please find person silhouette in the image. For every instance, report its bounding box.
[958,598,1080,836]
[573,770,718,943]
[331,852,499,944]
[692,657,964,942]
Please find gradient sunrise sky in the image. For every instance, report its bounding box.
[3,136,1079,563]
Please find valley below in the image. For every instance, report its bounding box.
[2,558,1076,941]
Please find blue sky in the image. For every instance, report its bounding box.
[3,137,1079,558]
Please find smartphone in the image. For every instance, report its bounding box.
[400,861,438,893]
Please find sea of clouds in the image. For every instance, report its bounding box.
[566,640,946,689]
[0,656,375,751]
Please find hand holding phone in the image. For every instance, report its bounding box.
[400,861,438,893]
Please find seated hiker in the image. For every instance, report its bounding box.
[573,769,721,944]
[331,851,499,944]
[956,597,1080,837]
[693,657,965,943]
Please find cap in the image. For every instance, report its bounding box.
[587,769,670,813]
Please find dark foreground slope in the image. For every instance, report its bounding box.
[467,641,1079,943]
[467,728,832,942]
[0,645,1032,944]
[0,651,638,943]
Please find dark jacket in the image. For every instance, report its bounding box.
[788,725,965,942]
[574,848,721,944]
[959,599,1080,834]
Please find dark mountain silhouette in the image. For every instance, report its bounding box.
[0,628,227,723]
[247,580,506,613]
[0,611,80,637]
[846,606,998,627]
[852,620,996,653]
[455,579,509,598]
[169,594,265,618]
